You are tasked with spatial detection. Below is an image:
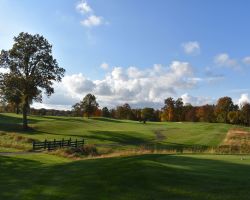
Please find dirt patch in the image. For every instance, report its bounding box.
[154,130,166,141]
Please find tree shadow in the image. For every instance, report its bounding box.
[41,116,94,124]
[91,117,132,124]
[85,130,151,145]
[1,154,250,200]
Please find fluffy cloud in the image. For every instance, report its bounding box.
[214,53,238,69]
[238,93,250,107]
[182,41,200,55]
[181,93,214,106]
[76,1,105,28]
[100,62,109,70]
[243,56,250,65]
[36,61,198,109]
[76,1,92,14]
[81,15,103,27]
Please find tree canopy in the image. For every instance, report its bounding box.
[81,93,99,118]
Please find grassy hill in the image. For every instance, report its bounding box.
[1,113,250,200]
[0,113,235,152]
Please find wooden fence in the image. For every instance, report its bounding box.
[32,138,84,151]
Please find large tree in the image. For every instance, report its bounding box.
[0,32,65,129]
[81,93,99,118]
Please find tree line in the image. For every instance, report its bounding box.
[71,94,250,126]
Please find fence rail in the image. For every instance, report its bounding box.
[32,138,84,151]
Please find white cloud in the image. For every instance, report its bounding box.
[76,1,106,28]
[181,93,214,106]
[214,53,238,69]
[100,62,109,70]
[182,41,200,55]
[238,93,250,107]
[81,15,103,27]
[76,1,92,14]
[34,61,198,109]
[243,56,250,65]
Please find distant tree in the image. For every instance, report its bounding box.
[102,107,110,117]
[196,104,215,122]
[81,93,99,118]
[110,108,116,118]
[184,104,198,122]
[241,103,250,126]
[116,103,132,119]
[163,97,175,121]
[141,107,155,121]
[175,98,184,121]
[215,97,235,123]
[94,108,102,117]
[227,111,240,124]
[0,32,65,129]
[72,103,83,117]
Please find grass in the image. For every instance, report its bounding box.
[1,113,250,199]
[1,153,250,200]
[0,113,238,152]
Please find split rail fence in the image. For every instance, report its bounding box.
[32,138,84,151]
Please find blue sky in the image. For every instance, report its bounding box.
[0,0,250,109]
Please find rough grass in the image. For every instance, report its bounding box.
[1,153,250,200]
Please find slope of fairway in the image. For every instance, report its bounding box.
[0,113,235,151]
[1,153,250,200]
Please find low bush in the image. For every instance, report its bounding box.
[51,144,99,158]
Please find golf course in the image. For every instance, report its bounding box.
[1,113,250,200]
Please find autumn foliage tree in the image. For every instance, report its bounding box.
[215,97,236,123]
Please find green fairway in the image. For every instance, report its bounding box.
[1,153,250,200]
[0,113,237,152]
[1,113,250,199]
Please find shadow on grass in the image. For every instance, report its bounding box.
[91,117,132,124]
[0,114,42,135]
[85,130,150,145]
[40,116,95,124]
[1,154,250,200]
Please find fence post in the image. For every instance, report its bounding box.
[32,141,35,151]
[82,138,84,147]
[54,139,56,149]
[62,138,64,147]
[76,139,78,148]
[44,139,47,150]
[48,142,51,151]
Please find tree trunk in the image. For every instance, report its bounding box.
[22,97,29,129]
[16,103,19,114]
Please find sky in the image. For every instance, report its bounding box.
[0,0,250,110]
